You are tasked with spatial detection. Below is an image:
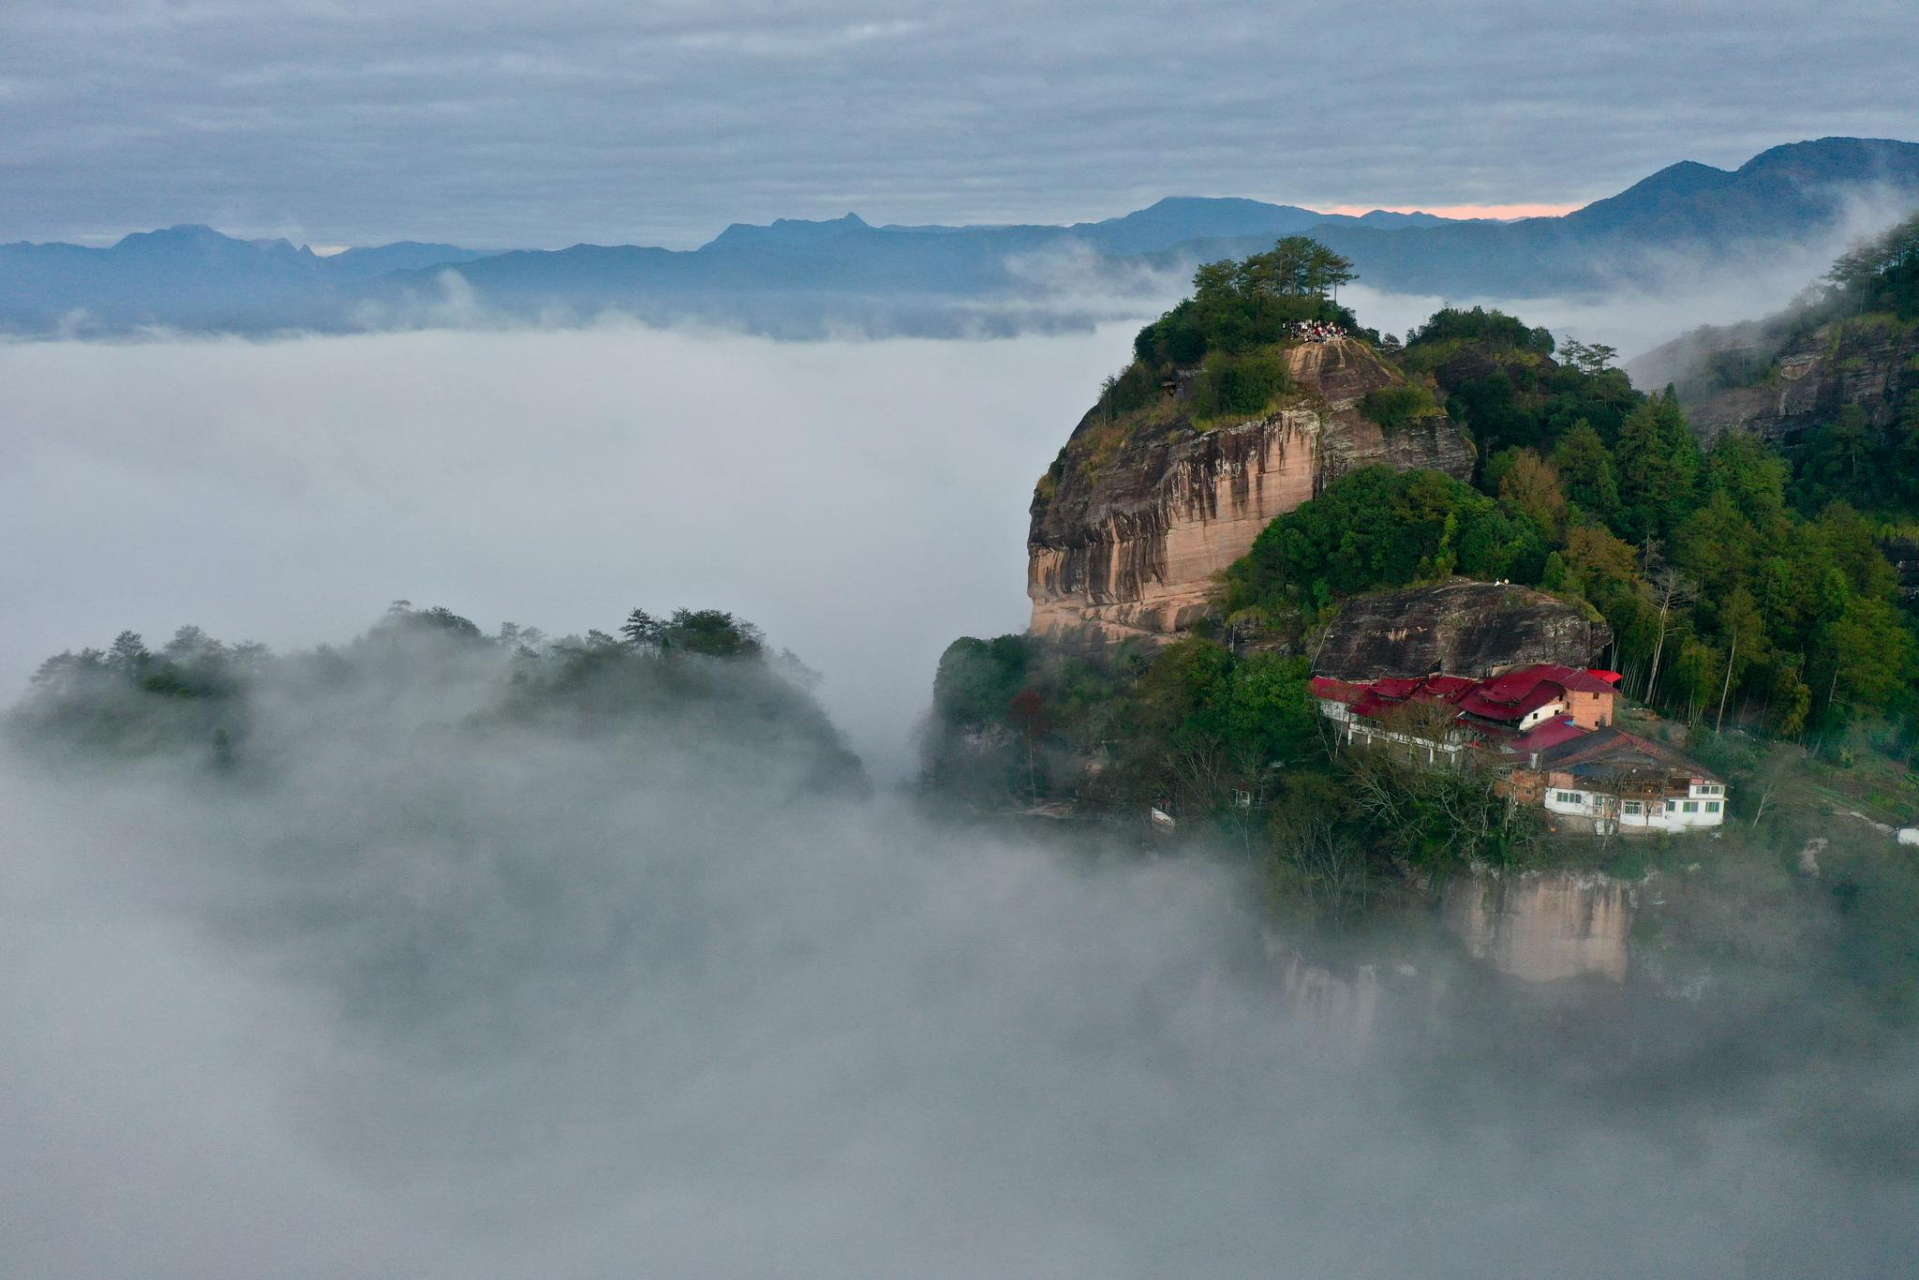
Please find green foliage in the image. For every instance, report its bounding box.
[1825,210,1919,320]
[1126,237,1357,375]
[1404,306,1555,355]
[1223,466,1548,614]
[10,602,852,783]
[1359,382,1439,431]
[1191,348,1294,421]
[932,634,1031,729]
[924,635,1320,816]
[1613,391,1702,542]
[1343,749,1539,869]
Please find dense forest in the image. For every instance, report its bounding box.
[929,219,1919,888]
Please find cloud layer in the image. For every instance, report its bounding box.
[4,328,1919,1275]
[0,323,1129,771]
[7,633,1918,1277]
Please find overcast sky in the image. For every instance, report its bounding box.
[4,1,1918,248]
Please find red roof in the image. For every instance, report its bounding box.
[1512,716,1588,754]
[1456,678,1565,724]
[1324,665,1617,728]
[1310,677,1367,705]
[1420,675,1478,699]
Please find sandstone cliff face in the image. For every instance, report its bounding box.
[1028,340,1474,643]
[1444,869,1634,984]
[1311,581,1611,680]
[1686,320,1916,445]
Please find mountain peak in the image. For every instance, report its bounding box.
[113,223,232,249]
[1736,136,1919,183]
[704,212,871,250]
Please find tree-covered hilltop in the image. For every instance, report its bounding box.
[12,601,865,794]
[1093,236,1368,423]
[1217,284,1918,739]
[929,227,1919,880]
[1638,212,1919,520]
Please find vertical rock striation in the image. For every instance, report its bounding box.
[1027,339,1474,643]
[1444,869,1635,984]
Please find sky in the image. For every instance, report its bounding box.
[5,1,1918,248]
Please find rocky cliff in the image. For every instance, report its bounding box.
[1684,317,1917,445]
[1444,869,1635,983]
[1311,581,1612,680]
[1028,339,1474,643]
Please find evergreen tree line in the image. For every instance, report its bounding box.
[1224,320,1916,739]
[1096,236,1366,421]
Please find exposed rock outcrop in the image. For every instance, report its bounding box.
[1028,339,1474,643]
[1444,869,1634,984]
[1685,319,1916,445]
[1311,581,1611,680]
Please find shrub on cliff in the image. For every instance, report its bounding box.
[1359,382,1441,431]
[1403,305,1555,356]
[1191,348,1294,421]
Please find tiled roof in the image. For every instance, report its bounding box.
[1324,666,1717,790]
[1535,726,1721,783]
[1512,716,1588,754]
[1309,676,1367,704]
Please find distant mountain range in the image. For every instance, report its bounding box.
[5,137,1917,339]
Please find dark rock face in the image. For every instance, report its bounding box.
[1686,321,1916,445]
[1028,340,1475,642]
[1312,582,1612,680]
[1881,536,1919,600]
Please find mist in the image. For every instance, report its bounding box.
[0,324,1126,772]
[5,326,1919,1276]
[7,629,1917,1277]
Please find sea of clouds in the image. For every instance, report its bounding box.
[3,324,1917,1276]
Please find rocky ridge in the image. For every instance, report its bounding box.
[1027,339,1474,643]
[1684,317,1917,445]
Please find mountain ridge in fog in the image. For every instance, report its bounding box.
[6,137,1917,339]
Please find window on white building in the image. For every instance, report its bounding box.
[1665,800,1677,812]
[1682,800,1699,813]
[1623,801,1643,816]
[1553,790,1583,805]
[1706,801,1721,813]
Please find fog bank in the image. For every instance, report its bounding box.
[5,646,1917,1277]
[0,325,1125,773]
[5,326,1919,1275]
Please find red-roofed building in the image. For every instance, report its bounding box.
[1311,663,1721,835]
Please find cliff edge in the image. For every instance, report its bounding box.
[1027,338,1474,643]
[1682,317,1917,446]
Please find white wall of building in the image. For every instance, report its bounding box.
[1544,781,1726,834]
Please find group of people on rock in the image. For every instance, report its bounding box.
[1290,320,1346,343]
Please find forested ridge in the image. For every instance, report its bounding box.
[930,220,1919,872]
[11,600,865,794]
